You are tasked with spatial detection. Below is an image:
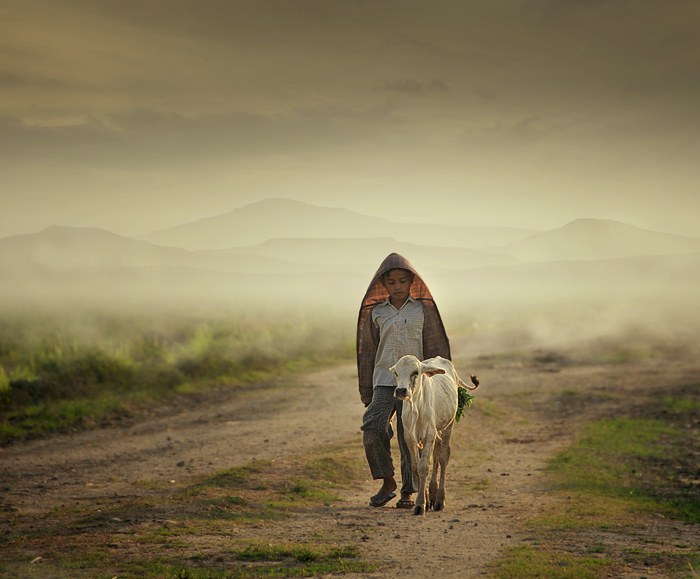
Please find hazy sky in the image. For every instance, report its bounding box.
[2,0,699,239]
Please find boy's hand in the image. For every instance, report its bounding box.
[360,387,373,407]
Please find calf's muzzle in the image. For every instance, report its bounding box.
[394,387,410,400]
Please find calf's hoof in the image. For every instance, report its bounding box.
[434,501,445,512]
[413,504,425,516]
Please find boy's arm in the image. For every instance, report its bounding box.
[357,310,379,405]
[422,301,452,360]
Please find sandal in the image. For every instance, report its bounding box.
[369,492,396,507]
[396,498,415,509]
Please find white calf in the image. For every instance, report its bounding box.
[390,355,479,515]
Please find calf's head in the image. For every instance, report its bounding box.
[390,355,446,401]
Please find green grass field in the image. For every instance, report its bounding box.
[0,305,354,445]
[492,408,700,578]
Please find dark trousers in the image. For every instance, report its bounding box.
[361,385,416,495]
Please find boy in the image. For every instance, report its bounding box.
[356,253,451,508]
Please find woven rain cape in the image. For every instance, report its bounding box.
[356,253,451,404]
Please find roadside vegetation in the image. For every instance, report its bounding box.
[0,305,354,445]
[490,352,700,579]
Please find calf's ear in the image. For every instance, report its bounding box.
[421,365,446,377]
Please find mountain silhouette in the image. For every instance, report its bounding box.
[224,237,518,272]
[0,226,188,268]
[489,218,700,262]
[2,224,698,311]
[0,226,296,273]
[439,251,700,309]
[0,226,516,277]
[139,198,535,250]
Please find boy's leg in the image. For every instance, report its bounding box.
[396,401,417,499]
[361,386,398,498]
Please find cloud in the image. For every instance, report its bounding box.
[2,0,700,240]
[374,78,450,94]
[457,115,573,150]
[0,69,73,91]
[0,101,407,174]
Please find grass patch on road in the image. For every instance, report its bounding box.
[546,417,699,525]
[491,388,700,579]
[0,439,377,579]
[492,545,614,579]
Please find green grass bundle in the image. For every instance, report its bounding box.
[455,387,475,422]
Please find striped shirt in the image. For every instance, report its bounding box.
[371,295,424,387]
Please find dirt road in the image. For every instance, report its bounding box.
[2,331,699,578]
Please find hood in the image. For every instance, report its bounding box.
[356,253,451,401]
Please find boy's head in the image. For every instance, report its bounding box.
[380,268,414,307]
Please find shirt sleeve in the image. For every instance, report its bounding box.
[422,301,451,361]
[357,305,379,404]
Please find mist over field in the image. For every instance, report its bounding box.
[1,199,698,352]
[1,200,698,450]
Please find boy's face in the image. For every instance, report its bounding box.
[381,268,413,307]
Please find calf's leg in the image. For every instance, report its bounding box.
[428,439,440,510]
[414,435,434,516]
[434,424,453,511]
